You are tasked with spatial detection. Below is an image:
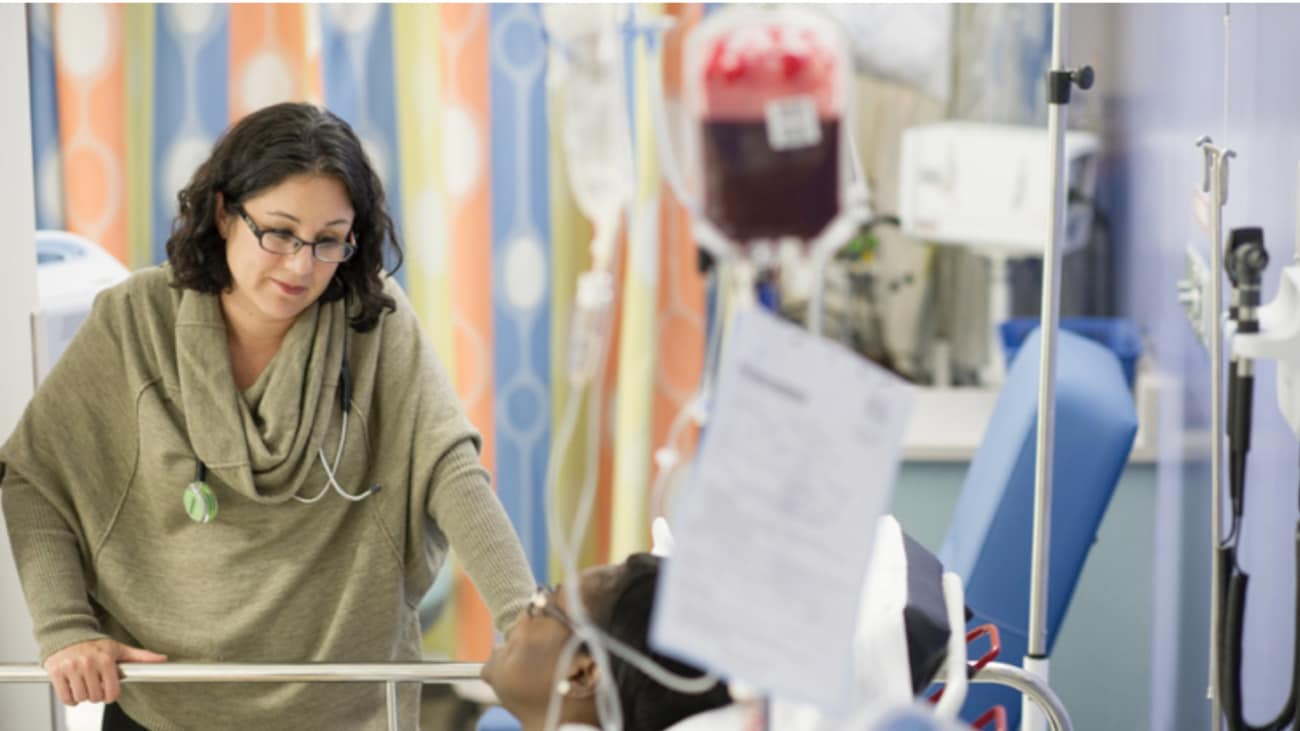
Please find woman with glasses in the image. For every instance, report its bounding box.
[0,102,534,730]
[482,553,732,731]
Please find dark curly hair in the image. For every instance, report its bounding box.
[165,102,402,332]
[599,553,732,731]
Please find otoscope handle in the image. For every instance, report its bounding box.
[1228,366,1253,518]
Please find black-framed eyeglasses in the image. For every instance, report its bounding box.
[237,205,357,263]
[527,585,577,632]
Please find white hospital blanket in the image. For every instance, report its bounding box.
[767,514,916,730]
[663,515,924,731]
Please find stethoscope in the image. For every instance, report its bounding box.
[183,312,381,524]
[1217,226,1299,731]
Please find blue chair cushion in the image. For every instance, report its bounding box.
[938,327,1137,727]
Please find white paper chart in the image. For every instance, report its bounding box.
[651,307,915,711]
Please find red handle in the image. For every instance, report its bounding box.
[973,705,1008,731]
[928,624,1002,704]
[966,624,1002,674]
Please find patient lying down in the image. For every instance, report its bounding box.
[481,553,732,731]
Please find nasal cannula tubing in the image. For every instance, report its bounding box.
[641,10,739,521]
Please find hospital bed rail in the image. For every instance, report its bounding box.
[0,661,484,731]
[949,661,1073,731]
[1,659,1072,731]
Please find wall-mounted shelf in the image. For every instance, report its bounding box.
[902,366,1165,464]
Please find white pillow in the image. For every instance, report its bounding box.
[818,4,954,104]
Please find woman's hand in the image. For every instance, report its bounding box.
[42,638,167,706]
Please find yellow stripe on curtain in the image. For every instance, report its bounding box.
[124,5,154,272]
[441,3,497,663]
[392,4,461,661]
[546,81,602,579]
[595,235,629,566]
[609,5,666,561]
[393,5,453,358]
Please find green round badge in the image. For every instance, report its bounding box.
[183,481,218,523]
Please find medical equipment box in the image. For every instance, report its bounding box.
[898,122,1101,255]
[34,231,130,383]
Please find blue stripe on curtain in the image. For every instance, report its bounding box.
[318,5,406,289]
[152,5,229,265]
[623,8,638,186]
[27,5,63,231]
[489,4,552,584]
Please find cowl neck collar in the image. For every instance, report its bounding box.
[173,289,345,503]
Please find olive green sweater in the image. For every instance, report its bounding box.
[0,267,533,730]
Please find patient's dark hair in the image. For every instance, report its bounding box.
[599,553,731,731]
[165,102,402,332]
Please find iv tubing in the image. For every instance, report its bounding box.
[649,256,730,522]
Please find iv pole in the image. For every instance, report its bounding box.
[1025,5,1093,730]
[1196,135,1233,731]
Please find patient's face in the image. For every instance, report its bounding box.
[482,565,621,716]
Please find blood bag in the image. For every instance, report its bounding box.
[684,7,852,245]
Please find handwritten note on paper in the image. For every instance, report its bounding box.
[650,307,915,711]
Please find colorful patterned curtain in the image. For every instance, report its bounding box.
[26,3,707,662]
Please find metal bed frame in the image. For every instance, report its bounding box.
[0,658,1071,731]
[968,662,1073,731]
[0,662,482,731]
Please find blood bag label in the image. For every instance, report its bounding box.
[764,96,822,151]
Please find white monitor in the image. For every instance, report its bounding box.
[898,121,1100,256]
